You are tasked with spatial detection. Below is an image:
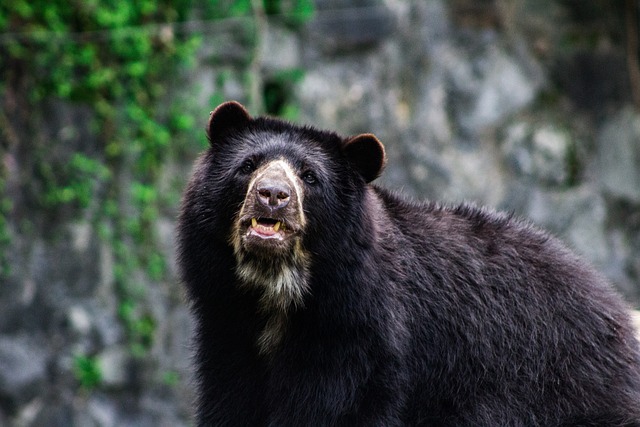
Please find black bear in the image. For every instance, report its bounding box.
[177,101,640,426]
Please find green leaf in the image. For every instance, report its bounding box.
[73,354,102,389]
[14,0,34,19]
[230,0,252,16]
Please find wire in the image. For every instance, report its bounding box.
[0,5,389,44]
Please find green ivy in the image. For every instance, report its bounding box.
[161,370,180,387]
[0,0,190,378]
[0,0,313,391]
[73,354,103,390]
[264,67,305,117]
[44,153,111,209]
[264,0,314,26]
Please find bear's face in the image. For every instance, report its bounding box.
[189,101,386,312]
[227,141,324,312]
[233,158,306,257]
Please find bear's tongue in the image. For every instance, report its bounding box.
[251,218,282,238]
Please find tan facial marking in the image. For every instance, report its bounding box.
[229,157,312,354]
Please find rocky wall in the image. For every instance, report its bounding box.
[1,0,639,425]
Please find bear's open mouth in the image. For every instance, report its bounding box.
[247,217,287,240]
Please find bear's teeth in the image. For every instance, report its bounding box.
[250,218,282,231]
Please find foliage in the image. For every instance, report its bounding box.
[1,0,203,367]
[0,0,313,392]
[264,67,306,118]
[73,354,103,390]
[201,0,314,26]
[44,153,111,208]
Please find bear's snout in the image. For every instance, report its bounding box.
[256,178,291,212]
[245,160,303,226]
[232,159,306,258]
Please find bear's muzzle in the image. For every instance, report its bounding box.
[230,159,311,314]
[233,159,306,256]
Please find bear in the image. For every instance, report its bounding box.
[177,101,640,426]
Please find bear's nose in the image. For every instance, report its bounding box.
[256,179,291,210]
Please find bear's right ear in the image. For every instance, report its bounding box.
[207,101,252,145]
[343,133,387,183]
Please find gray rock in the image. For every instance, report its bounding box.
[67,305,92,336]
[31,403,74,427]
[0,335,47,407]
[3,0,640,425]
[448,45,540,135]
[597,107,640,202]
[84,394,118,427]
[308,2,395,53]
[502,121,575,186]
[97,346,129,388]
[261,26,300,72]
[523,186,609,268]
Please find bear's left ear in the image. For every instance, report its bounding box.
[343,133,387,183]
[207,101,252,146]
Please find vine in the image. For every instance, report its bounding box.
[0,0,313,391]
[0,0,202,386]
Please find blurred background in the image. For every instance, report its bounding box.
[1,0,640,425]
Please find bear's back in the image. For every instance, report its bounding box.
[374,187,640,424]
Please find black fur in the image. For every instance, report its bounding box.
[177,102,640,426]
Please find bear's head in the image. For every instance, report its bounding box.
[184,101,386,312]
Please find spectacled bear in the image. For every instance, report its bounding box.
[177,101,640,426]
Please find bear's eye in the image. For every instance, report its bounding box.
[240,160,255,174]
[302,171,317,185]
